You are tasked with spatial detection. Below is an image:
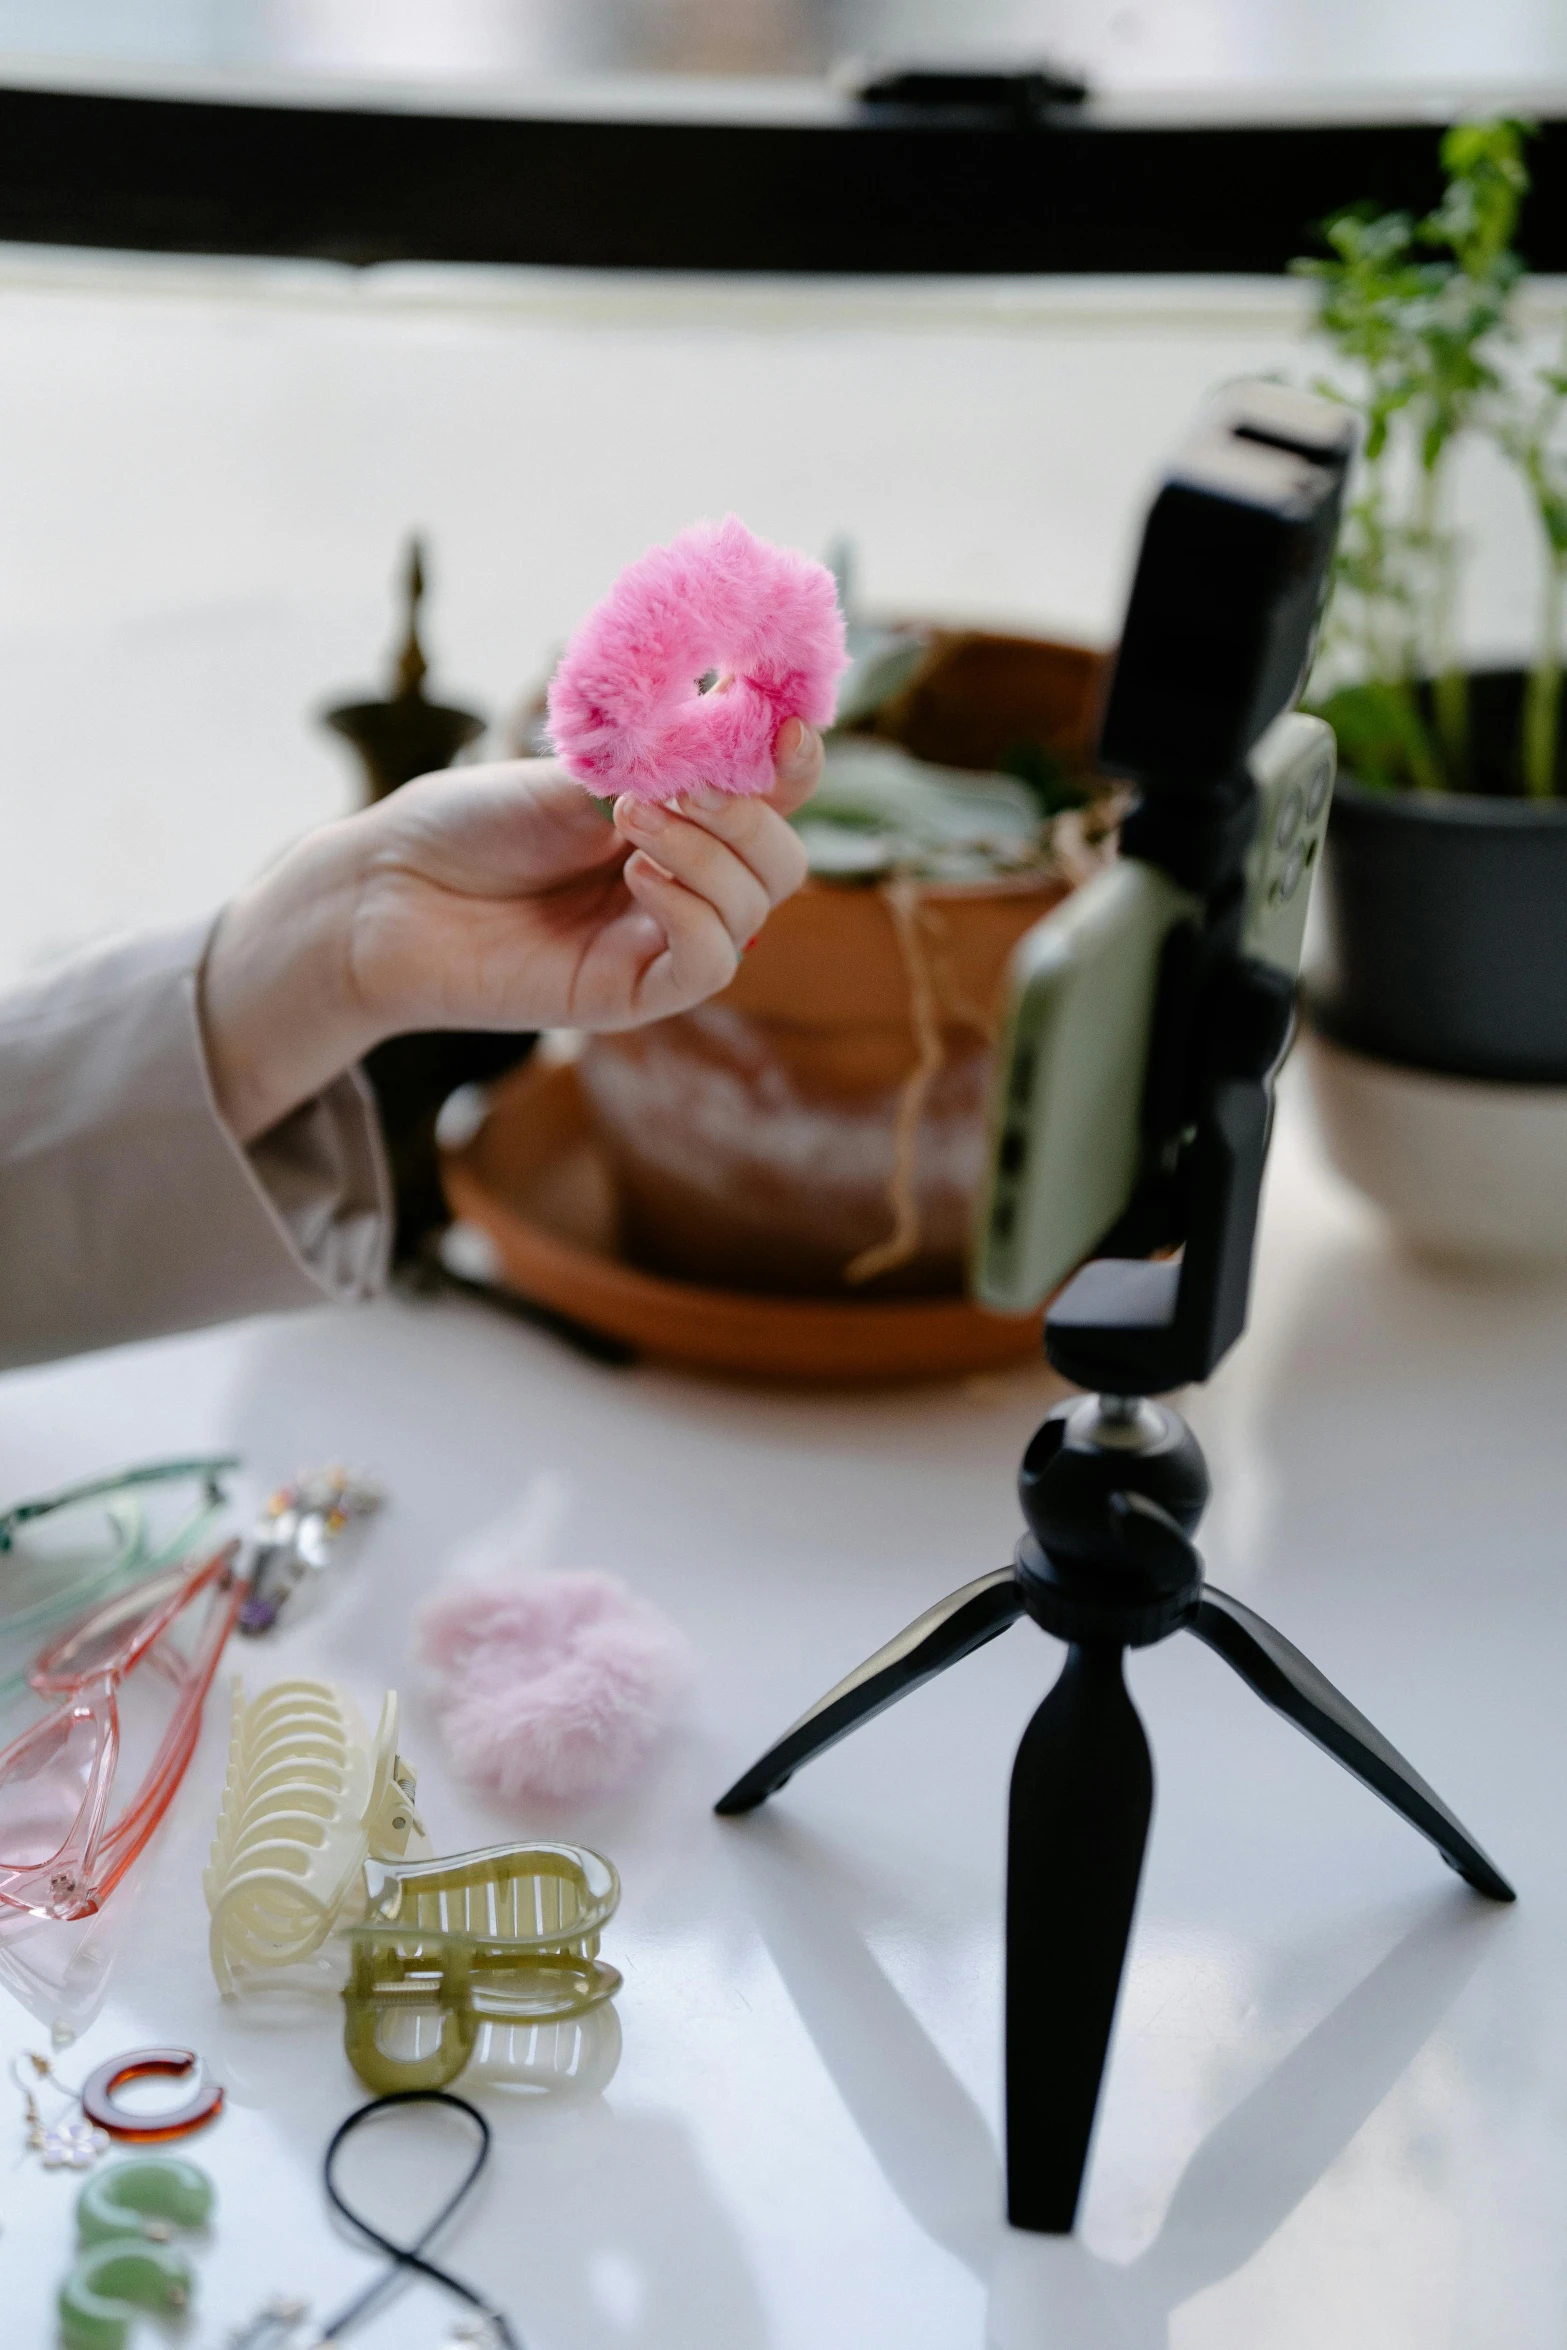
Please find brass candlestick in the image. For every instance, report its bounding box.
[319,539,531,1266]
[323,539,485,802]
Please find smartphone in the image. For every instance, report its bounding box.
[973,710,1335,1315]
[1239,710,1336,977]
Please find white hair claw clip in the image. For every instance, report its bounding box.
[204,1678,430,1994]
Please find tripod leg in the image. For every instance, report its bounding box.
[715,1567,1023,1817]
[1006,1642,1152,2234]
[1190,1587,1515,1903]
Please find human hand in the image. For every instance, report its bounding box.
[203,718,823,1144]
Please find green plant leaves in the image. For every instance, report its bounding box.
[1309,680,1444,793]
[791,741,1058,880]
[1295,116,1564,795]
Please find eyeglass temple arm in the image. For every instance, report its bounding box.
[0,1456,241,1548]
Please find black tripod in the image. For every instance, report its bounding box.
[716,1386,1514,2233]
[716,382,1516,2236]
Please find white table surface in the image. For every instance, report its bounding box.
[0,1061,1563,2349]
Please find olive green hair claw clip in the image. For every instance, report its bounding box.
[342,1841,622,2095]
[361,1839,619,1946]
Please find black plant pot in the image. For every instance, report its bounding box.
[1309,673,1567,1085]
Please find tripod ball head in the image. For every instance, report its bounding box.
[1014,1395,1209,1647]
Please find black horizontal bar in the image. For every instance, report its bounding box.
[0,80,1563,274]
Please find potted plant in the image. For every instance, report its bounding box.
[576,589,1122,1298]
[1294,119,1567,1259]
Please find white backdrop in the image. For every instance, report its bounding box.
[0,0,1563,90]
[0,248,1555,983]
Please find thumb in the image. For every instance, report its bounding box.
[765,718,824,817]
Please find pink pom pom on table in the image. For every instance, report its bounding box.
[547,514,848,805]
[415,1569,694,1805]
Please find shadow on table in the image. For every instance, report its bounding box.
[731,1812,1505,2349]
[249,2056,771,2348]
[478,2096,772,2348]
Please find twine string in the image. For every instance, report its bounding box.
[844,875,948,1287]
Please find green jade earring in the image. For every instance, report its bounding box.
[58,2155,214,2350]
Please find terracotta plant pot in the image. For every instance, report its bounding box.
[579,875,1073,1296]
[440,1058,1047,1383]
[579,630,1111,1299]
[863,628,1104,774]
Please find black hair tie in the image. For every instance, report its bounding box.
[316,2089,520,2347]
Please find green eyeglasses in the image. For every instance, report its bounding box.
[0,1457,238,1711]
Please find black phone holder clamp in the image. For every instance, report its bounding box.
[1050,379,1361,1400]
[716,385,1516,2238]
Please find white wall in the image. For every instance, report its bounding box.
[1,0,1565,89]
[0,249,1556,981]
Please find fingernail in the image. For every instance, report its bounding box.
[618,794,667,830]
[777,718,813,768]
[679,786,726,815]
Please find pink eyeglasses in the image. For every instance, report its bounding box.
[0,1542,243,1922]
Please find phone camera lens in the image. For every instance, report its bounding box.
[1275,787,1304,849]
[1304,761,1331,822]
[1277,842,1306,901]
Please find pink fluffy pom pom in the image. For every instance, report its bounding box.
[547,513,848,804]
[415,1569,694,1805]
